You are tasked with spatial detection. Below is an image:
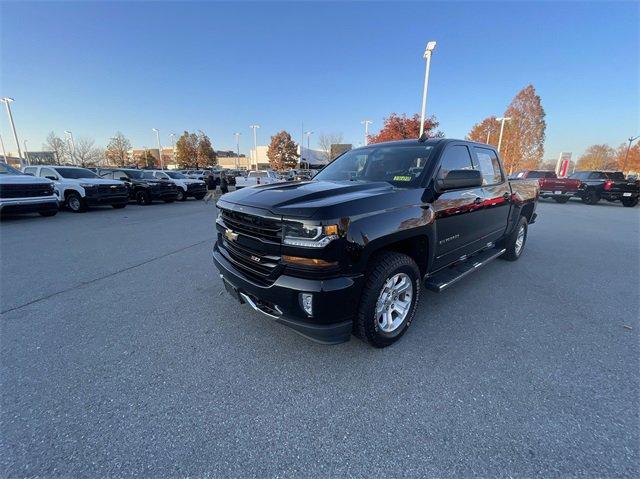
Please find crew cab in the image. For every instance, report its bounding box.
[511,170,581,203]
[23,165,128,212]
[0,162,59,217]
[235,170,282,189]
[99,169,179,205]
[213,139,539,347]
[145,170,207,201]
[568,170,639,207]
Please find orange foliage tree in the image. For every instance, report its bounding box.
[615,142,640,173]
[467,116,501,147]
[367,113,443,144]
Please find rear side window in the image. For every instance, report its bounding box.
[589,172,605,179]
[23,167,37,175]
[437,145,474,179]
[101,171,115,179]
[472,147,503,185]
[39,167,58,179]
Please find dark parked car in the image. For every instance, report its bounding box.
[569,170,639,207]
[213,138,539,347]
[99,169,179,205]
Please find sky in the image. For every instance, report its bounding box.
[0,0,638,160]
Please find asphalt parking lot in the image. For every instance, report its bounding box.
[1,198,638,477]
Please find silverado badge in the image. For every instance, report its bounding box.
[224,229,238,242]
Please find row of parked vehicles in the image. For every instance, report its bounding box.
[511,169,639,207]
[0,163,208,216]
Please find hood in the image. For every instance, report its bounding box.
[66,178,123,186]
[182,178,204,185]
[0,175,53,185]
[221,180,408,218]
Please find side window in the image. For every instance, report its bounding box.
[437,145,474,180]
[101,171,114,179]
[589,172,603,179]
[23,167,37,175]
[40,167,58,179]
[472,147,503,185]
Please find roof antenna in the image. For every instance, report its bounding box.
[418,41,437,142]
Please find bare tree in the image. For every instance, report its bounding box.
[105,132,131,167]
[74,137,104,167]
[317,132,344,161]
[43,131,68,164]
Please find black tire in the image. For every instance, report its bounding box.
[354,251,420,348]
[39,210,58,217]
[193,193,206,200]
[553,196,570,204]
[176,189,187,201]
[581,190,600,205]
[621,197,638,208]
[112,203,127,209]
[66,191,86,212]
[501,215,528,261]
[135,190,151,205]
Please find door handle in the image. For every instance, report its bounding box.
[474,197,482,204]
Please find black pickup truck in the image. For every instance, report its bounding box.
[99,169,179,204]
[213,139,539,347]
[568,170,639,207]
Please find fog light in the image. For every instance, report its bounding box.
[300,293,313,317]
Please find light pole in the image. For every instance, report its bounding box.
[419,41,437,139]
[361,120,372,146]
[64,130,76,165]
[305,131,313,150]
[234,132,241,169]
[0,132,7,162]
[152,128,163,169]
[23,140,30,165]
[1,97,23,166]
[249,124,260,170]
[486,126,493,144]
[169,132,176,166]
[496,117,511,153]
[622,135,639,173]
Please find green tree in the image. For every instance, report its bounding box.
[267,131,298,170]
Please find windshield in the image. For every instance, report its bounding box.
[314,144,435,187]
[165,171,186,179]
[0,163,22,175]
[122,169,144,179]
[54,167,98,179]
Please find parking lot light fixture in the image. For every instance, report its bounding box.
[305,131,314,150]
[361,120,372,146]
[1,97,23,166]
[622,135,640,173]
[419,41,437,139]
[152,128,163,169]
[496,117,511,154]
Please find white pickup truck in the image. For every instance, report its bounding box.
[234,170,282,189]
[1,162,59,217]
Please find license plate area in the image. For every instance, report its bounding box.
[222,276,244,304]
[554,190,562,195]
[623,192,632,197]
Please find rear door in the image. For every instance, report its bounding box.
[432,143,486,269]
[472,146,511,243]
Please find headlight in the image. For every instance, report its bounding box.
[79,183,95,188]
[284,222,339,248]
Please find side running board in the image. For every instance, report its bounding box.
[424,248,506,293]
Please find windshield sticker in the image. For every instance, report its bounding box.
[393,175,412,182]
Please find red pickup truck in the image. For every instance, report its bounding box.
[511,170,581,203]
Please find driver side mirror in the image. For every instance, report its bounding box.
[438,169,483,191]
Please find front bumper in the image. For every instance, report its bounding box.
[0,196,59,214]
[149,186,179,200]
[84,193,129,206]
[213,244,362,344]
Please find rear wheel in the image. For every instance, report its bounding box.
[355,252,420,348]
[66,192,86,212]
[553,196,570,204]
[581,190,600,205]
[621,197,638,207]
[135,190,151,205]
[501,216,528,261]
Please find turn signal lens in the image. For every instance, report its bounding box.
[282,255,338,268]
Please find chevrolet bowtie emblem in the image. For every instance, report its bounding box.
[225,229,238,242]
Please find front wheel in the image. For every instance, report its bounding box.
[355,252,420,348]
[176,189,186,201]
[66,192,86,212]
[621,197,638,207]
[553,196,570,204]
[135,190,151,205]
[501,216,528,261]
